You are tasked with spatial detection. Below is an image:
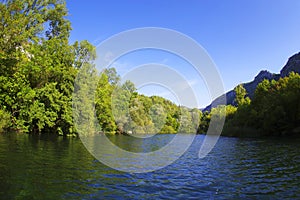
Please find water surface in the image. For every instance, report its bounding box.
[0,133,299,199]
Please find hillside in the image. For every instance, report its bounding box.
[203,52,300,111]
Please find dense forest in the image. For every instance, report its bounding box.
[0,0,200,136]
[1,0,299,137]
[199,72,300,137]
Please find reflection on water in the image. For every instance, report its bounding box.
[106,134,176,153]
[0,133,299,199]
[82,134,195,173]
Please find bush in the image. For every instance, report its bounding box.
[0,109,11,132]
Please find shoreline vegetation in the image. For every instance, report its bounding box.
[1,0,299,138]
[199,72,300,138]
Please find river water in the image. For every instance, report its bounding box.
[0,133,299,199]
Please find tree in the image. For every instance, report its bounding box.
[178,107,194,133]
[95,73,117,134]
[150,104,167,133]
[0,109,10,132]
[103,67,120,86]
[234,84,250,107]
[0,0,95,135]
[129,95,154,133]
[111,80,136,134]
[223,72,300,137]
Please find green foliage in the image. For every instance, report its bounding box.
[149,104,167,133]
[95,73,117,134]
[234,84,251,107]
[0,0,89,135]
[128,94,154,133]
[103,68,120,86]
[198,105,236,134]
[252,72,300,135]
[224,73,300,136]
[0,0,202,136]
[111,82,132,134]
[111,86,188,134]
[160,125,176,134]
[72,62,98,136]
[9,0,295,138]
[198,111,210,134]
[0,109,11,132]
[177,107,194,133]
[150,96,180,133]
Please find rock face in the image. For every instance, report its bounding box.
[203,52,300,111]
[280,52,300,77]
[243,70,280,98]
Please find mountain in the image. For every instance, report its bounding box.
[280,52,300,77]
[203,52,300,111]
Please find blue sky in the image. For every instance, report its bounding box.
[67,0,300,108]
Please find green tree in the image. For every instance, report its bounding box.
[0,0,95,135]
[111,80,136,134]
[0,109,11,132]
[224,72,300,137]
[150,104,167,133]
[178,107,194,133]
[95,73,117,134]
[103,67,120,86]
[129,95,154,133]
[234,84,251,106]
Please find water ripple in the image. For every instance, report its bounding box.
[0,134,299,199]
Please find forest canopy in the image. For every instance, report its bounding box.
[198,72,300,137]
[1,0,299,137]
[0,0,201,135]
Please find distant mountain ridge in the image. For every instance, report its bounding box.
[203,52,300,111]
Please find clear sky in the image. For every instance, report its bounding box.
[66,0,300,108]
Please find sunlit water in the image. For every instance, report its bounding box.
[0,133,299,199]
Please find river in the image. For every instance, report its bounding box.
[0,133,299,199]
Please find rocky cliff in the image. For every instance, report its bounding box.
[203,52,300,111]
[280,52,300,77]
